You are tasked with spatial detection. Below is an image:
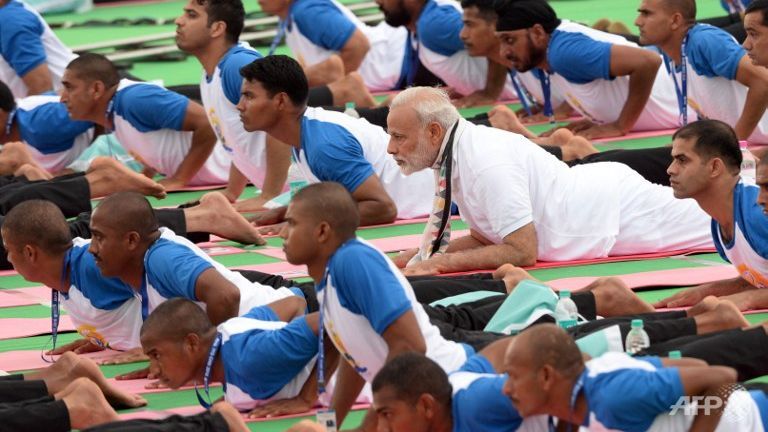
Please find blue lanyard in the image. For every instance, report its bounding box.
[268,19,288,56]
[4,108,16,137]
[509,70,533,116]
[539,71,555,123]
[43,252,70,362]
[139,272,149,321]
[666,33,689,126]
[195,332,223,409]
[548,370,586,432]
[317,271,330,399]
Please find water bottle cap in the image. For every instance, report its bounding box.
[739,140,749,150]
[630,319,643,328]
[345,102,355,109]
[558,290,571,298]
[668,350,682,359]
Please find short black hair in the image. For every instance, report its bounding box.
[460,0,497,22]
[672,120,742,173]
[66,53,120,88]
[197,0,245,43]
[0,80,15,113]
[372,353,452,411]
[746,0,768,27]
[292,182,360,241]
[2,200,72,255]
[240,55,309,106]
[94,191,160,238]
[141,298,213,341]
[661,0,696,24]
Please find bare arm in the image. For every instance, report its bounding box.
[734,54,768,140]
[339,29,370,73]
[194,268,241,325]
[680,366,738,432]
[258,135,292,202]
[453,60,507,108]
[163,101,217,188]
[653,276,755,308]
[351,175,398,225]
[224,164,249,203]
[404,223,538,275]
[21,63,54,95]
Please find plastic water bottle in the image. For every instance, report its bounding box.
[555,291,578,329]
[740,140,756,182]
[343,102,360,119]
[625,319,650,355]
[668,350,682,360]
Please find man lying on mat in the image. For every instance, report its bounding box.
[387,86,712,276]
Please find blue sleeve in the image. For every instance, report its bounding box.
[330,244,411,334]
[634,355,663,368]
[686,24,744,79]
[145,241,213,300]
[0,6,46,76]
[115,84,190,132]
[416,1,465,57]
[458,354,496,374]
[453,376,524,431]
[711,219,731,263]
[291,0,356,51]
[548,30,612,84]
[591,368,684,432]
[242,305,280,322]
[735,184,768,259]
[18,103,93,154]
[220,48,262,105]
[302,119,375,192]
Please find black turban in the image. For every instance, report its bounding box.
[495,0,561,33]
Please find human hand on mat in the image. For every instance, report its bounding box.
[257,222,287,236]
[653,287,706,308]
[249,207,286,226]
[285,420,326,432]
[402,259,442,276]
[158,177,187,191]
[246,396,314,419]
[114,366,155,381]
[391,248,418,268]
[99,348,149,366]
[46,338,105,355]
[453,91,496,109]
[573,121,627,140]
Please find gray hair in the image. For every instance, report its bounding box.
[390,87,461,132]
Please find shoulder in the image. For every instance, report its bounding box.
[220,45,263,72]
[734,183,768,258]
[416,0,464,56]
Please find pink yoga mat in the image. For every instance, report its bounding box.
[120,403,372,422]
[198,246,247,257]
[547,265,739,292]
[108,378,219,395]
[594,129,675,143]
[0,349,125,372]
[0,289,47,308]
[0,316,75,340]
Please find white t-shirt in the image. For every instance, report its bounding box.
[0,0,75,98]
[318,238,469,382]
[14,94,93,171]
[111,79,231,186]
[292,107,433,218]
[200,44,272,189]
[546,20,682,130]
[285,0,407,91]
[449,120,712,260]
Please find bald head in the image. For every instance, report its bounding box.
[93,191,159,238]
[2,200,71,255]
[506,324,584,379]
[390,87,460,132]
[66,53,120,88]
[292,182,359,241]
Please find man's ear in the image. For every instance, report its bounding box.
[126,231,142,250]
[316,221,332,243]
[22,244,37,261]
[210,20,227,39]
[427,121,444,147]
[416,393,439,420]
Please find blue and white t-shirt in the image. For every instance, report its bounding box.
[413,0,514,98]
[219,306,317,410]
[666,24,768,143]
[141,228,297,317]
[111,79,231,185]
[200,44,274,189]
[317,238,469,382]
[285,0,407,90]
[0,0,74,98]
[545,20,681,130]
[62,238,142,351]
[713,181,768,288]
[722,0,751,13]
[14,94,93,171]
[293,107,433,218]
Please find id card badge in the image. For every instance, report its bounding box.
[316,409,337,432]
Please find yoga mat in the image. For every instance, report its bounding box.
[0,316,75,340]
[593,129,674,143]
[199,246,249,257]
[0,348,126,372]
[546,265,739,291]
[0,289,49,308]
[120,403,372,422]
[109,378,220,395]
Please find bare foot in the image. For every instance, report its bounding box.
[189,192,266,245]
[57,377,119,430]
[686,295,721,317]
[488,105,536,138]
[86,157,166,199]
[68,355,147,408]
[212,401,249,432]
[545,128,575,146]
[0,141,36,175]
[493,264,535,294]
[561,136,599,161]
[14,163,52,180]
[329,71,377,108]
[693,300,750,334]
[588,277,654,317]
